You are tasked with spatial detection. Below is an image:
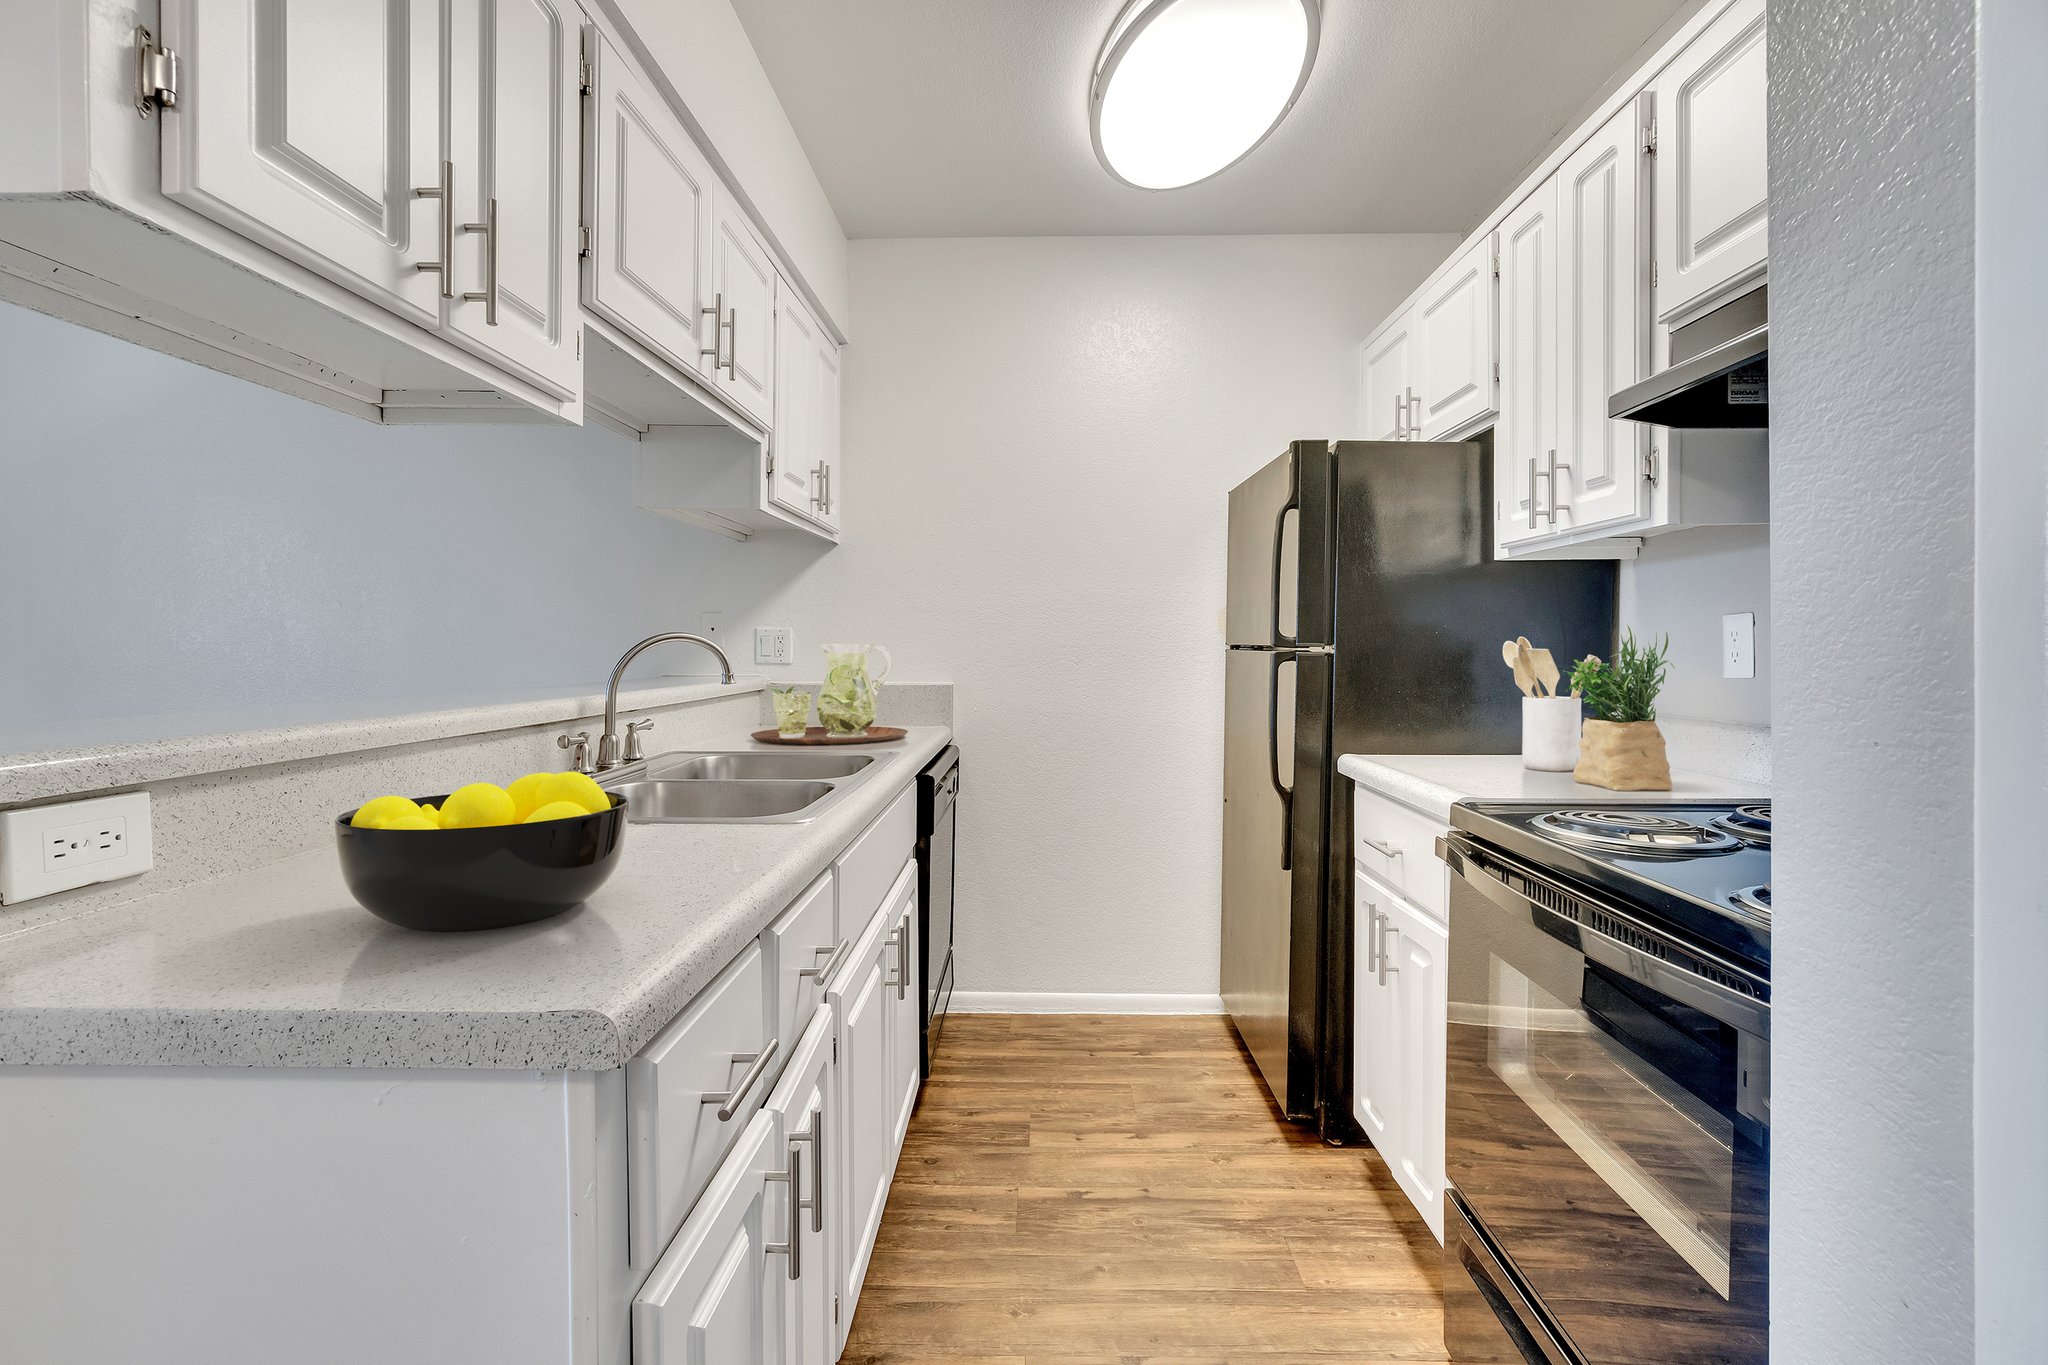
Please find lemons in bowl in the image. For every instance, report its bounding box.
[348,772,615,831]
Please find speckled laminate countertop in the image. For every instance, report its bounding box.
[0,727,952,1070]
[1337,752,1770,823]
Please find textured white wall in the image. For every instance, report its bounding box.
[677,234,1456,998]
[1619,527,1770,728]
[0,304,726,753]
[1771,1,1977,1359]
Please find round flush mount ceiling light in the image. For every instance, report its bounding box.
[1090,0,1320,191]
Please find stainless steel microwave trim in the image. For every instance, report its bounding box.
[1609,285,1768,428]
[1438,833,1771,1038]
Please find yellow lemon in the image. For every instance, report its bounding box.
[536,771,612,816]
[416,803,440,826]
[350,795,424,829]
[523,800,590,824]
[506,773,553,820]
[439,782,517,829]
[383,815,439,831]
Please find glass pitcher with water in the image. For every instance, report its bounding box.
[817,643,892,735]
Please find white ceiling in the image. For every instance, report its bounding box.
[731,0,1690,239]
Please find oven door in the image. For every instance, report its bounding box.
[1439,834,1770,1365]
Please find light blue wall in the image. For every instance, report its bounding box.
[0,303,733,753]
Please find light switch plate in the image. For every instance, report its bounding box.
[0,792,155,903]
[1722,612,1757,679]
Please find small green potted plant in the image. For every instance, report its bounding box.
[1569,631,1673,790]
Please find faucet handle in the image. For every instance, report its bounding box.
[625,719,656,762]
[557,731,593,774]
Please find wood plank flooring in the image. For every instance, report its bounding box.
[842,1014,1451,1365]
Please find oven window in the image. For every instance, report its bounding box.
[1487,952,1737,1298]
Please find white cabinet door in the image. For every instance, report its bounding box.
[1360,310,1417,440]
[883,866,922,1150]
[632,1114,788,1365]
[771,284,826,522]
[1650,0,1768,328]
[814,332,844,532]
[160,0,446,327]
[710,196,778,425]
[1414,236,1497,439]
[447,0,580,397]
[765,1007,838,1365]
[1495,180,1560,550]
[1381,893,1448,1245]
[584,27,719,381]
[1352,873,1399,1154]
[1556,97,1653,534]
[828,896,898,1350]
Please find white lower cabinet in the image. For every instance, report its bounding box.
[632,1112,789,1365]
[765,1006,839,1365]
[1352,784,1453,1246]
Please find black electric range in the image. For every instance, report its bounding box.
[1449,799,1773,976]
[1440,799,1772,1365]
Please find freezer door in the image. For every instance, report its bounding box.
[1220,646,1296,1107]
[1226,449,1302,647]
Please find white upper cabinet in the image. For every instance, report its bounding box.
[710,199,778,426]
[1495,181,1558,550]
[1360,310,1417,441]
[1556,97,1653,535]
[771,282,844,531]
[583,26,719,382]
[1650,0,1768,330]
[446,0,581,397]
[1414,236,1498,439]
[160,0,447,328]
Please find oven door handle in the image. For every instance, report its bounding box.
[1455,1229,1577,1365]
[1439,834,1771,1039]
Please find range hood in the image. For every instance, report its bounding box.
[1610,285,1767,428]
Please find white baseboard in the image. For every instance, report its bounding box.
[948,991,1226,1015]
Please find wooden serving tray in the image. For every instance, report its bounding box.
[752,726,907,746]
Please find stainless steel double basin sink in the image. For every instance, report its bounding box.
[600,750,880,824]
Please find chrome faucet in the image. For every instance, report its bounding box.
[595,632,736,771]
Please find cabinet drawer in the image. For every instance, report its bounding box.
[1353,787,1451,925]
[765,871,839,1057]
[627,941,771,1266]
[835,785,916,942]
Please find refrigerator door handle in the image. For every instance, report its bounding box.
[1268,650,1296,870]
[1269,494,1299,648]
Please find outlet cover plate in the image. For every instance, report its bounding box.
[0,792,155,903]
[1722,612,1757,679]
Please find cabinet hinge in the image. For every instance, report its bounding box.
[579,47,593,95]
[1491,250,1500,280]
[766,452,775,480]
[832,1034,838,1063]
[1644,119,1659,157]
[134,28,178,119]
[833,1294,841,1323]
[578,224,591,258]
[1492,360,1500,385]
[1645,446,1661,484]
[1652,261,1660,288]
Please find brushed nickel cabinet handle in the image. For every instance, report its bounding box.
[764,1142,801,1281]
[1379,922,1401,986]
[461,196,499,325]
[1406,387,1421,437]
[699,292,724,367]
[412,159,455,299]
[1528,457,1543,529]
[1395,393,1408,439]
[701,1037,780,1121]
[1359,835,1402,861]
[725,307,739,378]
[1545,449,1571,526]
[1365,903,1381,975]
[790,1105,824,1233]
[800,938,849,981]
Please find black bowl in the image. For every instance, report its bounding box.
[334,794,627,932]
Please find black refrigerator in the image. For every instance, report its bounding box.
[1220,438,1616,1138]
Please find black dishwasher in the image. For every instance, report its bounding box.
[916,746,958,1079]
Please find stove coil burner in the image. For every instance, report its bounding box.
[1532,808,1743,856]
[1729,883,1773,922]
[1711,803,1773,846]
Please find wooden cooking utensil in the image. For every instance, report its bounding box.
[1502,640,1533,696]
[1511,638,1539,697]
[1530,647,1561,699]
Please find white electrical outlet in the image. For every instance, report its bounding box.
[1722,612,1757,679]
[0,792,154,904]
[754,627,793,666]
